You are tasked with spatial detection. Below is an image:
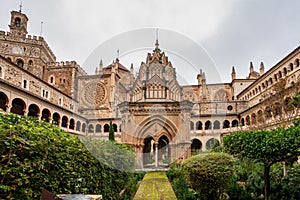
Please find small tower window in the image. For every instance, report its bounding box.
[17,59,24,68]
[49,76,55,84]
[23,80,27,89]
[15,17,21,27]
[28,60,33,66]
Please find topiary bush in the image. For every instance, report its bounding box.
[181,152,235,200]
[0,113,140,199]
[166,163,196,200]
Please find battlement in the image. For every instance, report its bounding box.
[0,31,56,62]
[48,61,87,75]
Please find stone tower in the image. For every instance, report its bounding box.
[9,11,28,37]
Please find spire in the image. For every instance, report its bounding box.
[99,59,103,73]
[231,66,236,80]
[250,61,254,73]
[260,62,265,75]
[116,49,120,62]
[155,28,159,49]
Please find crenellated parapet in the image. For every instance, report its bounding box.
[0,31,56,63]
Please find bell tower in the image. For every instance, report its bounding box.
[9,10,28,37]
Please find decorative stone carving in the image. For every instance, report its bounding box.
[83,81,107,106]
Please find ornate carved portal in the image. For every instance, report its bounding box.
[143,135,170,168]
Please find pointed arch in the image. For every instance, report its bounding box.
[135,114,178,141]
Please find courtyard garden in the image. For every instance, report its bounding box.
[1,112,300,200]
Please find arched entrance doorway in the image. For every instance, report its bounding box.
[52,112,60,125]
[158,135,170,165]
[11,98,26,115]
[41,109,51,122]
[143,136,155,167]
[191,138,202,156]
[28,104,40,117]
[142,135,170,168]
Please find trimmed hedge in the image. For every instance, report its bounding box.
[0,113,141,199]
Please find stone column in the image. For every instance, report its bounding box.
[155,143,158,168]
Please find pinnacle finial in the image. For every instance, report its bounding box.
[116,49,120,62]
[232,66,236,73]
[155,28,159,49]
[260,61,264,69]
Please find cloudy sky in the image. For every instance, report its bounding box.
[0,0,300,84]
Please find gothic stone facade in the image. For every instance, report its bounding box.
[1,10,300,167]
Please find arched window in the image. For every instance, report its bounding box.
[76,121,81,131]
[295,59,299,68]
[290,63,294,71]
[28,60,33,66]
[82,123,86,132]
[196,121,202,130]
[49,76,55,84]
[104,124,109,132]
[61,116,68,128]
[52,112,60,125]
[246,115,251,125]
[213,120,220,129]
[241,118,245,126]
[23,80,27,89]
[283,68,288,76]
[96,124,101,133]
[113,124,118,132]
[28,104,40,117]
[15,17,21,27]
[191,139,202,156]
[257,110,264,122]
[232,120,238,127]
[11,98,26,115]
[223,120,230,129]
[69,119,75,130]
[41,109,51,122]
[17,59,24,68]
[88,124,94,133]
[204,121,212,130]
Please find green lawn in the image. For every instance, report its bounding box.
[133,171,177,200]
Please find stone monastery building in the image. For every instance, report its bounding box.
[1,10,300,167]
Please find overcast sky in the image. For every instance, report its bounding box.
[0,0,300,84]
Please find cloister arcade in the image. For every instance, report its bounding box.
[0,90,120,136]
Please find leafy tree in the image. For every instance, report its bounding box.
[270,164,300,200]
[109,119,115,141]
[223,127,300,200]
[0,113,139,199]
[181,152,235,200]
